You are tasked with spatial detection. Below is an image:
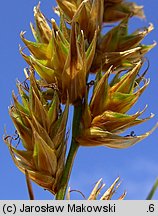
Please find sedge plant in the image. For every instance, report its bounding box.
[4,0,158,200]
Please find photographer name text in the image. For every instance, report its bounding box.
[18,203,116,213]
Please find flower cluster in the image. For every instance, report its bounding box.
[4,0,157,198]
[5,73,68,194]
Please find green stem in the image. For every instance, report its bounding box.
[55,102,82,200]
[146,178,158,200]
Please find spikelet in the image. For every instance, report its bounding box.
[4,72,68,194]
[67,177,126,200]
[19,1,155,104]
[77,61,158,148]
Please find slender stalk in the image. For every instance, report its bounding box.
[146,178,158,200]
[25,169,34,200]
[55,102,82,200]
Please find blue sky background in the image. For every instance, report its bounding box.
[0,0,158,200]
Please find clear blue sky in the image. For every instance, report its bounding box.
[0,0,158,200]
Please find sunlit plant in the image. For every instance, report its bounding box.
[4,0,158,200]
